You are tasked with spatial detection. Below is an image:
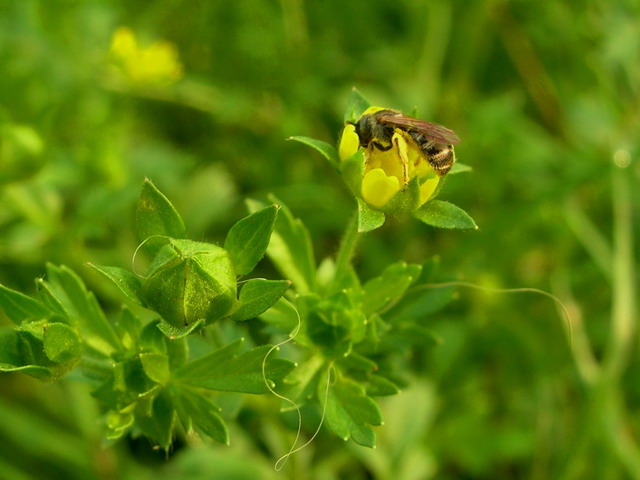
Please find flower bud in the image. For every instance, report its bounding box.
[142,239,237,327]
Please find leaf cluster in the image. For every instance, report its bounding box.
[0,180,294,448]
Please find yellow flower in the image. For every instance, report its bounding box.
[358,121,440,210]
[109,27,183,86]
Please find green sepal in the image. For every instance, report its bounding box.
[413,200,478,230]
[156,318,205,339]
[341,150,365,198]
[343,88,371,124]
[136,179,186,255]
[224,204,279,276]
[43,323,82,364]
[288,136,340,171]
[383,175,422,214]
[449,162,472,174]
[356,198,385,233]
[232,279,291,322]
[87,263,143,305]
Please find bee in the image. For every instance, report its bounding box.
[353,109,460,176]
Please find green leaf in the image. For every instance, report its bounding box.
[92,356,158,411]
[281,354,325,406]
[224,204,279,276]
[343,88,371,123]
[232,279,291,321]
[248,198,316,294]
[362,262,422,315]
[386,273,456,321]
[258,297,300,331]
[0,284,49,324]
[449,162,472,174]
[356,198,385,233]
[289,136,340,170]
[175,339,295,394]
[43,323,82,364]
[366,374,401,396]
[136,179,186,255]
[323,375,382,447]
[414,200,478,230]
[140,353,170,384]
[135,388,175,450]
[41,264,122,355]
[87,264,143,305]
[173,386,229,444]
[0,362,52,380]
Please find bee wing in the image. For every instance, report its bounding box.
[378,114,461,145]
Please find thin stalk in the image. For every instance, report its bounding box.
[597,164,639,477]
[604,165,636,379]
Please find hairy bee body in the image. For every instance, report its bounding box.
[354,109,459,176]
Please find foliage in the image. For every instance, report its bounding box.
[1,1,639,479]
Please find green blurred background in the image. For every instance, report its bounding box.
[1,0,639,478]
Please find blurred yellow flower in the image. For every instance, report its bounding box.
[109,27,183,85]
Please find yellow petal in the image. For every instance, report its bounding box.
[339,124,360,161]
[362,168,400,208]
[419,176,440,205]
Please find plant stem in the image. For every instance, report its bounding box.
[604,164,636,379]
[333,211,360,284]
[597,164,640,478]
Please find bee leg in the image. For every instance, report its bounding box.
[392,136,410,189]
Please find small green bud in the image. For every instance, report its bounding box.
[142,239,237,327]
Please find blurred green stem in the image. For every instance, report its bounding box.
[564,200,612,283]
[604,165,636,379]
[596,164,639,477]
[563,164,639,478]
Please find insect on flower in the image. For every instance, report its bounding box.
[352,108,460,180]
